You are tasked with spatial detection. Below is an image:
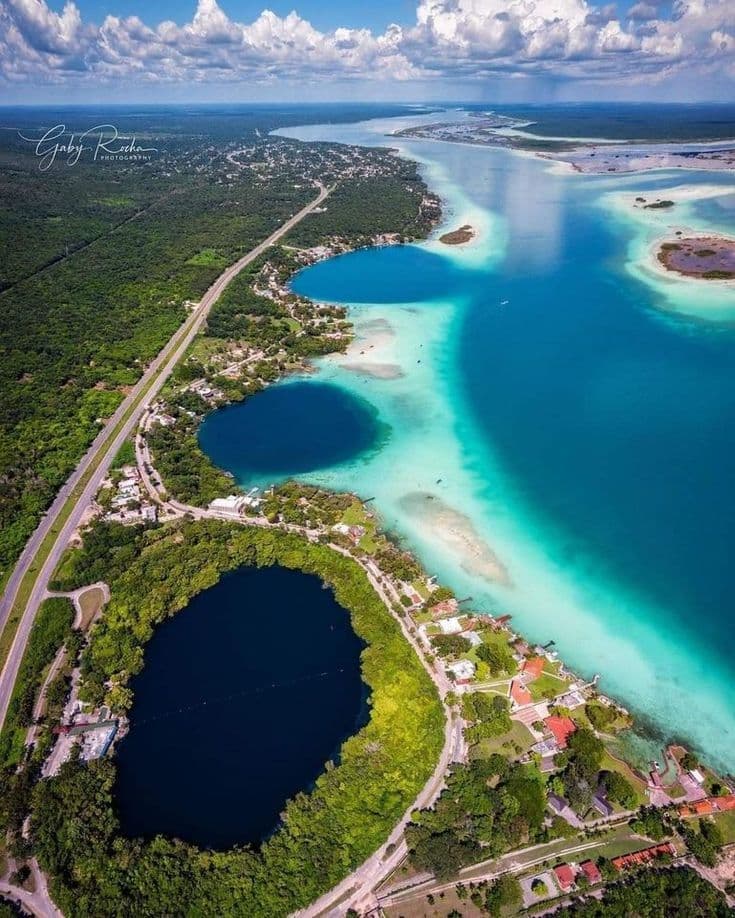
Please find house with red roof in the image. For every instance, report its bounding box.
[521,656,546,682]
[580,860,602,885]
[544,715,577,749]
[553,863,577,892]
[510,678,533,708]
[679,793,735,818]
[431,598,459,618]
[611,843,675,871]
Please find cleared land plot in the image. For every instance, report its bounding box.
[76,585,107,632]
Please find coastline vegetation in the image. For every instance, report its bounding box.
[22,519,444,916]
[0,109,438,590]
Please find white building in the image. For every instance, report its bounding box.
[210,495,245,515]
[446,659,476,683]
[438,616,463,635]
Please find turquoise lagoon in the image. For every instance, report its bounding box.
[205,112,735,772]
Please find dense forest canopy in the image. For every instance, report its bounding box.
[0,103,436,586]
[22,520,444,917]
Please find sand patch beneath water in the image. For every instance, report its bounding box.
[399,491,510,586]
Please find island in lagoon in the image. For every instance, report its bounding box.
[657,236,735,280]
[439,224,476,245]
[2,104,735,917]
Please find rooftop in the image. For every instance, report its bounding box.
[580,860,602,884]
[521,656,546,681]
[544,715,577,749]
[553,863,576,890]
[510,679,533,707]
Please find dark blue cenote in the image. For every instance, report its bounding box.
[115,565,367,849]
[199,380,385,483]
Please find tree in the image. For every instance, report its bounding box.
[555,866,730,916]
[483,874,522,916]
[585,701,617,732]
[630,807,668,841]
[683,823,721,867]
[406,827,481,879]
[475,641,515,676]
[432,634,472,658]
[600,770,636,808]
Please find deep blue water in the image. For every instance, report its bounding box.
[199,380,385,483]
[290,211,735,679]
[115,565,367,849]
[203,111,735,766]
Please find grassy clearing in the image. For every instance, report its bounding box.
[470,720,534,759]
[692,810,735,845]
[340,500,380,554]
[528,662,570,702]
[185,249,227,268]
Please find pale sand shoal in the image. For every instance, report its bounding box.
[399,491,511,586]
[341,361,404,379]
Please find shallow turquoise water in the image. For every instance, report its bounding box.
[204,112,735,771]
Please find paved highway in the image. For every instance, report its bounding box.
[0,182,330,734]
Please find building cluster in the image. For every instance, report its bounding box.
[225,138,426,190]
[43,676,120,778]
[679,794,735,818]
[187,378,225,404]
[101,465,157,525]
[522,859,603,906]
[208,489,263,517]
[331,522,366,545]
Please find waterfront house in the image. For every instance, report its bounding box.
[556,688,586,709]
[521,656,545,682]
[437,616,464,634]
[431,598,460,618]
[544,715,576,749]
[510,679,533,708]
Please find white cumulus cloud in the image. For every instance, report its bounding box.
[0,0,733,92]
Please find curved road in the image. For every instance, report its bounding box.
[135,439,462,917]
[0,182,330,734]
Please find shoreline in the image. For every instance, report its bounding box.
[280,124,735,774]
[655,234,735,282]
[604,184,735,313]
[155,117,735,774]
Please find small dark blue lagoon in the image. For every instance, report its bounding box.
[198,380,386,485]
[115,565,368,850]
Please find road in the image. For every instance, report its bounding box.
[0,182,330,735]
[133,440,463,917]
[0,859,62,918]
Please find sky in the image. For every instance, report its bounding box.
[1,0,734,103]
